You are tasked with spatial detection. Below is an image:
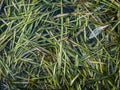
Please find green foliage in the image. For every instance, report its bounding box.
[0,0,120,89]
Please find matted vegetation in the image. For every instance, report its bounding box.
[0,0,120,90]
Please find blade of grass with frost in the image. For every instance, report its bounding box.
[89,25,109,39]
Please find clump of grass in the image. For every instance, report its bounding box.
[0,0,120,89]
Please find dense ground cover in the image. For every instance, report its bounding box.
[0,0,120,89]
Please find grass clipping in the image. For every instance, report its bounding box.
[0,0,120,89]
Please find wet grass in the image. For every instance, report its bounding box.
[0,0,120,90]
